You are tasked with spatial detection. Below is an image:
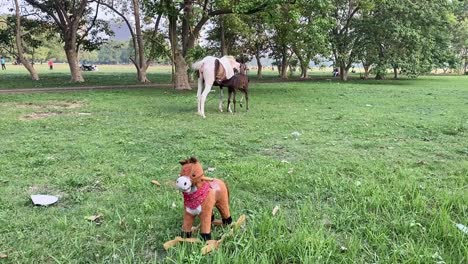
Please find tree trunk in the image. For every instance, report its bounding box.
[174,52,191,90]
[464,58,467,74]
[363,64,370,79]
[300,64,308,78]
[255,52,262,79]
[220,15,227,56]
[65,47,84,82]
[280,46,288,79]
[393,66,398,79]
[339,65,349,81]
[14,0,39,80]
[132,0,149,83]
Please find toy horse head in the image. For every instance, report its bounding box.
[176,157,205,192]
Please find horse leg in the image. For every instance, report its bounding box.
[239,94,244,108]
[200,83,212,118]
[233,89,237,113]
[227,89,233,113]
[245,90,249,111]
[218,86,224,112]
[197,77,203,115]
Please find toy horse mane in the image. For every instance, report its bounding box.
[179,156,198,165]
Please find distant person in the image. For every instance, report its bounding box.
[48,60,54,70]
[332,68,339,77]
[1,56,6,70]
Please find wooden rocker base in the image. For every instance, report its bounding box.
[163,214,246,254]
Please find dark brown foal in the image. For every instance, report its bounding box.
[219,73,249,113]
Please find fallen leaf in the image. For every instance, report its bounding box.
[281,160,290,164]
[151,180,161,186]
[456,223,468,234]
[171,202,177,208]
[340,246,348,252]
[0,253,7,258]
[201,240,219,255]
[163,236,201,250]
[207,167,216,172]
[86,214,103,223]
[272,205,280,216]
[287,168,294,174]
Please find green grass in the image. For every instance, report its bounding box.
[0,75,467,263]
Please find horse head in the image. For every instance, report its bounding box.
[176,157,205,192]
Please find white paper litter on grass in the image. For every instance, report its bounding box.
[456,223,468,234]
[31,195,58,206]
[291,131,301,137]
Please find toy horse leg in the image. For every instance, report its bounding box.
[216,199,232,225]
[215,181,232,225]
[218,86,224,112]
[200,191,216,240]
[182,211,196,238]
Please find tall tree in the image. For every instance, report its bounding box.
[99,0,161,82]
[14,0,39,80]
[329,0,374,81]
[452,0,468,74]
[357,0,455,79]
[25,0,110,82]
[267,1,296,79]
[145,0,274,90]
[290,0,331,78]
[243,14,269,78]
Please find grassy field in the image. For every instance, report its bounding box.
[0,74,467,263]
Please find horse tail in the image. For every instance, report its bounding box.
[191,59,204,71]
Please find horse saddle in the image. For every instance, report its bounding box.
[214,59,226,84]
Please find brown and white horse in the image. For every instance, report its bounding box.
[191,56,240,118]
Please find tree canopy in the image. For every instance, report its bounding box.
[0,0,464,84]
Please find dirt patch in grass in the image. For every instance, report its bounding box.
[261,144,293,160]
[28,185,66,198]
[15,101,85,109]
[19,112,63,120]
[16,101,88,120]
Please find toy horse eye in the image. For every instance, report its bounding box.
[192,174,196,177]
[184,182,187,186]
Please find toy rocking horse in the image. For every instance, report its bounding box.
[175,157,232,241]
